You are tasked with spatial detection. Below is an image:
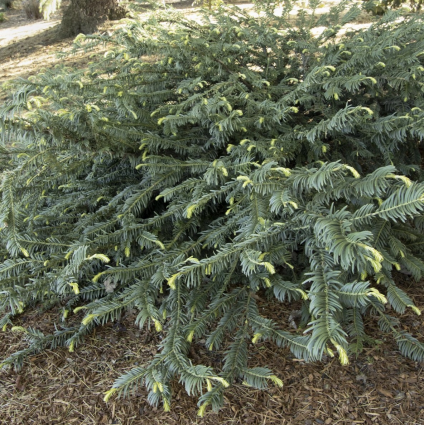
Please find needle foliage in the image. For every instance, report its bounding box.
[363,0,423,14]
[1,0,424,415]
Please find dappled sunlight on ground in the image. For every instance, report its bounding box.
[0,16,60,49]
[0,6,66,87]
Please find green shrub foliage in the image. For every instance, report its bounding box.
[1,1,424,414]
[363,0,423,14]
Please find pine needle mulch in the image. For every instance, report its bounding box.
[1,277,424,425]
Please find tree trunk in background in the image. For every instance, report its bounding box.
[0,0,12,11]
[60,0,126,37]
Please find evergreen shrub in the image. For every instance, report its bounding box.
[1,1,424,414]
[363,0,423,14]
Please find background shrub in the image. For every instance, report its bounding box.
[363,0,423,14]
[22,0,42,19]
[0,0,14,10]
[1,1,424,415]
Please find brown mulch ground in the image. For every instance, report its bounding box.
[1,276,424,425]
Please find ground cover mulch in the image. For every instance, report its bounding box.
[1,276,424,425]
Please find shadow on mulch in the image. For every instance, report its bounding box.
[0,25,66,63]
[1,279,424,424]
